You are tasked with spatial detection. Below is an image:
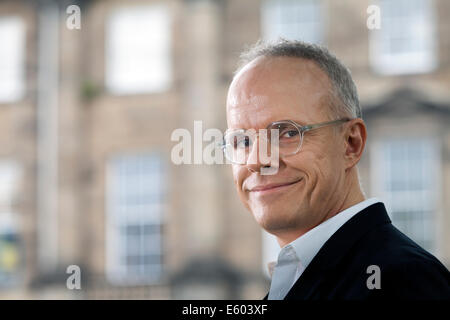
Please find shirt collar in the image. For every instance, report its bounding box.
[270,198,381,274]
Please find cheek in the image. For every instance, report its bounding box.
[231,165,240,184]
[306,149,343,193]
[232,166,252,210]
[232,165,246,193]
[285,149,333,185]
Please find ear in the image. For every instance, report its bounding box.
[343,118,367,170]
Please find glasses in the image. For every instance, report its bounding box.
[221,118,352,165]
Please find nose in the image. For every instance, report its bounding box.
[246,135,272,173]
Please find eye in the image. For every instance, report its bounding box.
[233,135,251,149]
[280,129,299,139]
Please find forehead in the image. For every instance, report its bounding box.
[226,56,332,129]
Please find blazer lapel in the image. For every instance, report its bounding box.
[283,203,391,300]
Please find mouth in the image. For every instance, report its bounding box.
[248,178,303,195]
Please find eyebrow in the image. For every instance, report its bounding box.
[267,119,308,127]
[227,120,305,133]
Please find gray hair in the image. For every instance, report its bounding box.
[236,39,362,119]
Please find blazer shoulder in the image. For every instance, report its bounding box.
[354,221,443,266]
[364,222,441,263]
[356,223,450,299]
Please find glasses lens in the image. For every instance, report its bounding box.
[270,122,302,156]
[222,124,302,164]
[223,130,253,164]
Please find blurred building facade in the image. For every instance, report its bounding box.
[0,0,449,299]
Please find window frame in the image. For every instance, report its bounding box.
[0,16,26,103]
[105,152,166,286]
[104,4,172,95]
[260,0,325,44]
[369,0,437,75]
[370,137,441,253]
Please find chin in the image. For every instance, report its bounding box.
[252,206,298,233]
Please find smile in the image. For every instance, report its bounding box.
[249,179,303,195]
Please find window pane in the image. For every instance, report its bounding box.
[370,0,436,75]
[0,161,21,286]
[106,153,165,285]
[0,17,25,103]
[377,139,437,251]
[261,0,323,44]
[105,5,171,94]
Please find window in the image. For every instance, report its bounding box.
[0,16,25,103]
[371,139,439,252]
[370,0,436,75]
[106,153,165,285]
[105,4,171,94]
[261,0,323,44]
[0,161,21,286]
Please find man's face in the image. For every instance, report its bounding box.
[226,56,348,236]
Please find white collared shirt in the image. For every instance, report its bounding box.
[268,197,381,299]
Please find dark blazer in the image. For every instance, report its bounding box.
[264,202,450,300]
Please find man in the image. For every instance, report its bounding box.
[223,40,450,300]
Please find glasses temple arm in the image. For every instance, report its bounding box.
[301,118,351,132]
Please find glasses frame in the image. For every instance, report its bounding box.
[221,118,352,164]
